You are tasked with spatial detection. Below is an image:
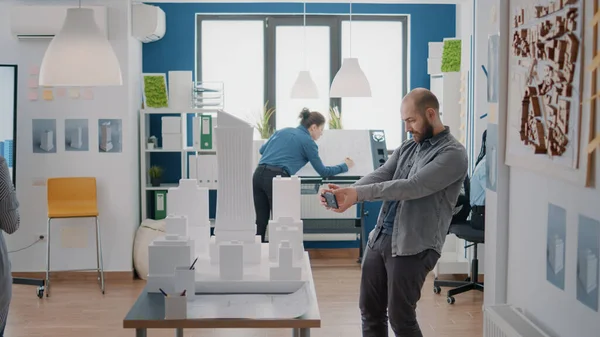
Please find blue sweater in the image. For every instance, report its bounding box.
[258,126,348,177]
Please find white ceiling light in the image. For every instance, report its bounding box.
[291,2,319,99]
[329,1,371,98]
[39,4,122,87]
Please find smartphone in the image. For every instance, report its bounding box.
[322,191,339,209]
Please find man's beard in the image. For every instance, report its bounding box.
[412,121,434,143]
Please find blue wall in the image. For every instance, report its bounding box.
[141,2,456,248]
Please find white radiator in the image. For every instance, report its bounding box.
[484,305,551,337]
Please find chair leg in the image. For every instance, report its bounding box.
[45,218,51,297]
[95,216,105,294]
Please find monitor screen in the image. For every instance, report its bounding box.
[0,65,17,186]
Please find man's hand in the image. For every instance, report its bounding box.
[330,187,358,213]
[319,184,341,208]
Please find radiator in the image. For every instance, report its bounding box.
[484,305,551,337]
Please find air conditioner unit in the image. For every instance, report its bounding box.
[10,5,108,39]
[132,4,166,43]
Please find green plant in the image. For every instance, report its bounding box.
[441,39,462,72]
[143,75,169,108]
[328,106,343,129]
[255,101,276,139]
[148,165,164,179]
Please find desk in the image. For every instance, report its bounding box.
[123,253,321,337]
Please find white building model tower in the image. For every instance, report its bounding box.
[70,126,83,149]
[147,110,308,295]
[99,122,113,152]
[40,129,54,152]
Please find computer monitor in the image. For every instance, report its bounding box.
[0,64,17,186]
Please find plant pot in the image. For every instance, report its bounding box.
[150,177,161,187]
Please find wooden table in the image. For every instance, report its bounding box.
[123,254,321,337]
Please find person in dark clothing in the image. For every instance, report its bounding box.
[253,108,354,242]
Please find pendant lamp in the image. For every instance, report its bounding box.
[329,2,371,98]
[291,2,319,99]
[39,6,122,87]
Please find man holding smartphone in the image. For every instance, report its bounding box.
[320,88,468,337]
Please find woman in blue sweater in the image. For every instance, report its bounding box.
[253,108,354,242]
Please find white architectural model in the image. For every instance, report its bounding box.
[167,179,210,256]
[578,249,598,294]
[99,122,113,152]
[70,126,83,149]
[40,130,54,152]
[548,235,565,274]
[146,110,308,295]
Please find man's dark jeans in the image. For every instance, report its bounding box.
[359,233,440,337]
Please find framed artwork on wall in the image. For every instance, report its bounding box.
[505,0,591,186]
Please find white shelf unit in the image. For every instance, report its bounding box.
[139,108,218,220]
[428,41,470,278]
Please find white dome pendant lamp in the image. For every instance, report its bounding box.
[39,1,122,87]
[329,1,371,98]
[291,2,319,99]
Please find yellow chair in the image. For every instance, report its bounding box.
[46,177,105,296]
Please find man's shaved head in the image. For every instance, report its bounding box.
[403,88,440,115]
[401,88,444,143]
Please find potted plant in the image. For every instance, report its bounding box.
[254,101,276,139]
[148,166,164,187]
[328,106,343,130]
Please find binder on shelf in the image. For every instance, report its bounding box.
[200,115,213,150]
[154,190,168,220]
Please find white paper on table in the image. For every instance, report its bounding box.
[186,283,310,319]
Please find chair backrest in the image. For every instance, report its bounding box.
[47,177,97,204]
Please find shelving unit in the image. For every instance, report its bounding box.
[139,83,224,221]
[428,41,471,278]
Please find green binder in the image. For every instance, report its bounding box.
[154,190,167,220]
[200,115,213,150]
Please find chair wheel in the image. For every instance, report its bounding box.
[37,286,44,298]
[433,286,441,294]
[447,296,455,304]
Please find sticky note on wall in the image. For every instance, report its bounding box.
[42,89,54,101]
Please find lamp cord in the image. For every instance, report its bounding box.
[303,2,307,70]
[349,1,353,57]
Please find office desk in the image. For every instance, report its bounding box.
[123,253,321,337]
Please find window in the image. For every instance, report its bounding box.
[200,20,265,129]
[197,15,408,149]
[275,25,331,130]
[340,20,405,150]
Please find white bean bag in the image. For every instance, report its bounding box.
[133,218,166,280]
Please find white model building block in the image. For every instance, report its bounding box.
[147,235,192,293]
[272,176,301,222]
[70,126,83,149]
[161,116,181,134]
[268,217,304,262]
[270,241,302,281]
[165,215,188,237]
[99,122,113,152]
[209,235,262,265]
[219,241,244,280]
[578,249,598,294]
[168,179,210,256]
[548,235,565,274]
[40,130,54,152]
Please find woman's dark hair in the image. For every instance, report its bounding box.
[475,130,487,166]
[299,108,326,129]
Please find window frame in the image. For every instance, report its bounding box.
[195,14,409,148]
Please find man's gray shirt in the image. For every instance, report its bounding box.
[353,127,468,257]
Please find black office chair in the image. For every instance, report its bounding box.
[433,207,485,304]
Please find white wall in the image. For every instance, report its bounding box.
[505,1,600,333]
[476,0,600,335]
[0,0,142,272]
